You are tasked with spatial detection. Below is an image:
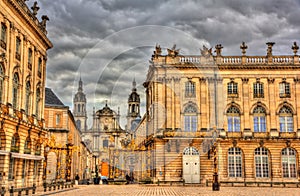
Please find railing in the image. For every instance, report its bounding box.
[222,57,241,64]
[179,56,200,63]
[246,57,267,64]
[158,54,300,66]
[272,56,293,63]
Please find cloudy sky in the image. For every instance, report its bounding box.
[28,0,300,128]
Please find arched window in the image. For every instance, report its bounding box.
[76,120,81,131]
[184,104,197,132]
[183,147,199,155]
[227,106,240,132]
[78,104,80,112]
[185,81,195,97]
[279,106,293,132]
[255,147,269,178]
[282,148,297,178]
[228,147,242,177]
[0,64,4,102]
[253,106,266,132]
[25,81,31,114]
[36,88,41,119]
[12,73,19,109]
[11,133,20,152]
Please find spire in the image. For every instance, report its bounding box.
[132,78,136,92]
[78,76,83,92]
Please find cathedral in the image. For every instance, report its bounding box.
[73,78,141,178]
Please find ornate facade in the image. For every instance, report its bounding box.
[133,42,300,185]
[0,0,52,188]
[44,88,93,183]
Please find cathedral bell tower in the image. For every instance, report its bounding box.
[73,77,87,132]
[126,78,141,131]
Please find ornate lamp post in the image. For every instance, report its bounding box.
[66,143,73,182]
[212,129,220,191]
[43,145,50,191]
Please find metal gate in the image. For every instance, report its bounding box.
[182,147,200,183]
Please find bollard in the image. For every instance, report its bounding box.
[25,188,29,195]
[33,184,36,194]
[9,186,13,196]
[43,182,47,192]
[0,187,5,196]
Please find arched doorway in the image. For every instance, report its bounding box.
[182,147,200,183]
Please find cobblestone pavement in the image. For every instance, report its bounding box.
[48,185,300,196]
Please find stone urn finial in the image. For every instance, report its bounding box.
[292,42,299,55]
[240,42,248,55]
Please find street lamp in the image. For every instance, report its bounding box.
[212,129,220,191]
[66,143,73,182]
[43,145,50,191]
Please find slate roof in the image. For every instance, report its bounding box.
[45,88,65,107]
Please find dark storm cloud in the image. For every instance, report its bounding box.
[27,0,300,127]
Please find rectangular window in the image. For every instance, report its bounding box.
[38,58,42,78]
[253,83,264,98]
[103,140,108,148]
[280,116,293,132]
[33,160,38,180]
[279,82,290,98]
[254,116,266,132]
[15,37,21,61]
[185,81,195,97]
[28,49,32,70]
[0,23,7,49]
[56,114,61,126]
[227,82,238,97]
[8,157,14,180]
[184,115,197,132]
[228,116,240,132]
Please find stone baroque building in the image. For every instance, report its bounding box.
[0,0,52,188]
[133,42,300,185]
[44,88,93,182]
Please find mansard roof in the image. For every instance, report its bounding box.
[45,88,65,107]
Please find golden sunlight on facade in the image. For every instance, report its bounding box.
[132,42,300,186]
[0,0,52,189]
